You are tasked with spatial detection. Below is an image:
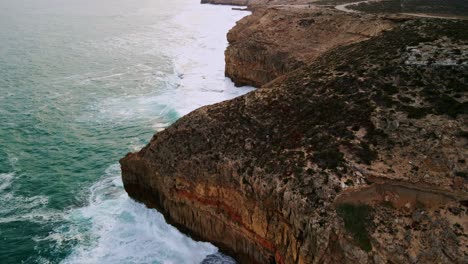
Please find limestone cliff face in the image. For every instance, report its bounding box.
[121,17,468,264]
[224,8,394,87]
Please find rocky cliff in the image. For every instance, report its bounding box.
[201,0,310,6]
[225,7,394,87]
[121,13,468,264]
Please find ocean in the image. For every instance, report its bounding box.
[0,0,253,263]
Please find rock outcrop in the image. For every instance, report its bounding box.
[121,14,468,264]
[225,7,394,87]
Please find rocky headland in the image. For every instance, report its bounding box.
[224,7,394,87]
[121,1,467,263]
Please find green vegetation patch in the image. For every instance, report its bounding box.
[336,203,373,252]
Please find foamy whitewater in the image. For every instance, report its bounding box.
[0,0,253,263]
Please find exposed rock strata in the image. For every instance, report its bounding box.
[121,16,468,263]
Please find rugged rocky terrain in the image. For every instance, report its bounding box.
[225,7,394,87]
[121,2,468,264]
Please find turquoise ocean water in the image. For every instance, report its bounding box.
[0,0,253,263]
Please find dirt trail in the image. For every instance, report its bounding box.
[335,0,379,13]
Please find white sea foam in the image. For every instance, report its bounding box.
[0,210,63,224]
[63,3,253,264]
[60,164,218,264]
[157,4,255,116]
[0,172,55,223]
[0,172,14,192]
[82,4,254,125]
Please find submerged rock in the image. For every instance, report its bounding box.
[201,252,237,264]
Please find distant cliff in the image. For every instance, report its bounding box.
[201,0,311,6]
[224,8,394,87]
[201,0,249,5]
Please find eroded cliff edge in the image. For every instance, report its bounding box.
[224,7,394,87]
[121,14,468,263]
